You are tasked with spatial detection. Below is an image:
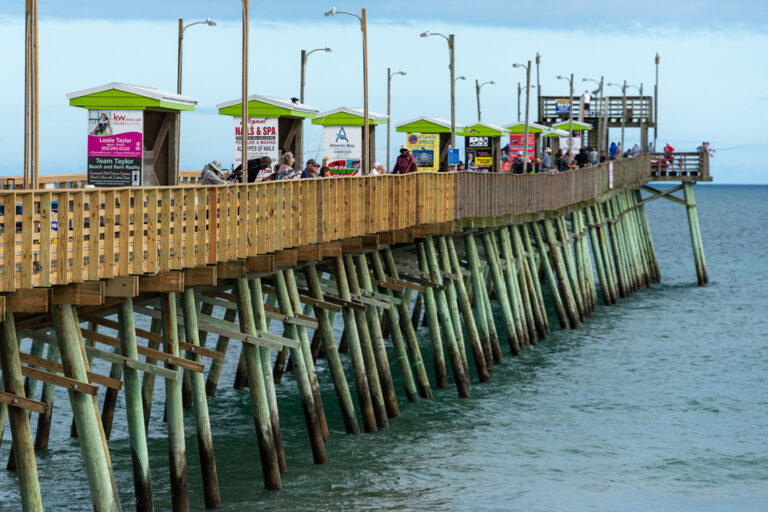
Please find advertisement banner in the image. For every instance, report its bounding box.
[87,110,143,187]
[323,126,362,176]
[508,134,536,162]
[559,135,582,153]
[406,133,439,172]
[465,136,492,171]
[555,99,571,114]
[234,117,279,168]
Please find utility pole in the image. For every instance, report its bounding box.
[654,53,660,152]
[475,79,482,121]
[241,0,249,171]
[362,9,370,174]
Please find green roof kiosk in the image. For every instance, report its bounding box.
[503,121,550,166]
[459,122,509,172]
[217,95,319,172]
[551,120,593,154]
[395,117,464,172]
[311,108,388,175]
[67,82,197,186]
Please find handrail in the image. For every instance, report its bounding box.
[0,156,650,294]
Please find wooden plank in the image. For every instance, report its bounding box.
[146,188,158,273]
[139,271,184,292]
[273,249,297,269]
[72,190,85,282]
[134,189,145,274]
[361,235,379,251]
[296,245,322,262]
[4,363,99,396]
[184,266,217,288]
[104,275,139,297]
[52,281,104,305]
[18,352,122,390]
[320,241,342,258]
[197,295,319,328]
[341,237,363,254]
[160,189,171,271]
[102,189,116,279]
[246,255,274,274]
[80,327,204,373]
[5,288,49,313]
[56,190,70,285]
[172,188,184,268]
[217,260,246,279]
[20,194,33,288]
[118,189,129,276]
[261,283,342,312]
[0,390,46,414]
[196,187,207,266]
[84,345,179,380]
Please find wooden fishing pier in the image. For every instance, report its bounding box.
[0,153,711,510]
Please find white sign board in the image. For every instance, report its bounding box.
[323,126,362,176]
[233,117,279,167]
[559,134,582,153]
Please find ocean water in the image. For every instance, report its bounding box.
[0,184,766,511]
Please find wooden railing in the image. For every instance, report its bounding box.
[539,95,653,125]
[0,156,650,293]
[649,152,711,181]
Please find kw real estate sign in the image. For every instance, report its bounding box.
[234,117,279,168]
[466,135,492,170]
[406,133,439,172]
[323,126,361,176]
[87,110,143,186]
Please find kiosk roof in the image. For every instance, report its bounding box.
[552,120,593,131]
[311,107,388,126]
[67,82,197,111]
[395,116,464,134]
[503,121,550,134]
[217,95,319,118]
[459,122,510,137]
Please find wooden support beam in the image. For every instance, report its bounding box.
[640,184,686,206]
[80,327,204,373]
[261,284,342,312]
[246,255,274,274]
[341,238,363,254]
[296,245,322,262]
[320,241,342,258]
[184,267,217,288]
[5,289,49,313]
[104,276,139,297]
[0,390,45,415]
[0,362,99,396]
[140,271,184,293]
[18,352,122,390]
[273,250,298,269]
[52,282,104,305]
[361,235,379,251]
[377,232,395,245]
[393,229,413,244]
[216,261,246,279]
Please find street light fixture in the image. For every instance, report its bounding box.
[583,76,604,155]
[387,68,406,172]
[421,30,458,161]
[607,80,638,153]
[177,16,215,184]
[557,73,574,159]
[455,76,466,82]
[300,47,333,103]
[514,61,533,171]
[475,80,494,121]
[325,6,371,173]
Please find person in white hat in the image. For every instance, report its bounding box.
[200,160,227,184]
[392,145,417,174]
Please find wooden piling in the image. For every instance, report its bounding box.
[368,251,419,402]
[541,219,581,329]
[53,305,121,512]
[304,264,361,434]
[33,343,59,451]
[248,279,287,472]
[431,236,468,374]
[592,203,620,303]
[465,233,504,363]
[511,225,547,339]
[415,244,448,388]
[332,256,378,433]
[555,216,587,321]
[180,289,221,508]
[233,278,282,490]
[204,306,237,397]
[141,317,161,431]
[499,227,535,345]
[117,298,154,511]
[0,312,43,512]
[445,236,490,382]
[382,247,432,398]
[159,293,189,510]
[480,231,521,355]
[355,254,400,418]
[530,222,570,329]
[460,236,493,369]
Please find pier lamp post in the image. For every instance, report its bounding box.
[607,81,638,154]
[300,47,333,103]
[420,30,457,153]
[535,52,541,122]
[514,61,532,171]
[177,17,215,184]
[517,82,536,122]
[387,68,406,172]
[325,7,370,174]
[177,17,216,94]
[654,53,660,152]
[557,73,574,157]
[582,76,604,155]
[475,80,495,121]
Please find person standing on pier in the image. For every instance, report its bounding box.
[588,146,598,166]
[393,145,417,174]
[609,141,617,159]
[582,89,591,116]
[541,147,552,171]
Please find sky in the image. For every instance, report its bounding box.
[0,1,766,183]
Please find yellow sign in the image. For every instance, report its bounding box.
[475,156,493,166]
[406,133,439,172]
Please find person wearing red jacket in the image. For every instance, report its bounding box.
[392,145,418,174]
